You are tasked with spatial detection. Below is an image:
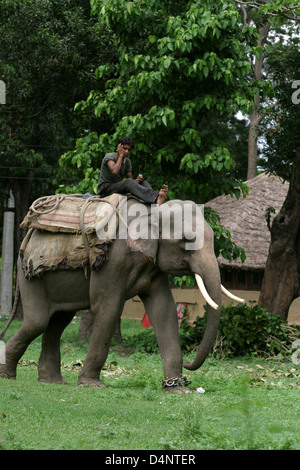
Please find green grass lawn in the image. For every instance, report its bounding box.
[0,317,299,450]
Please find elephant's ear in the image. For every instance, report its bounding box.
[126,237,158,262]
[126,213,159,262]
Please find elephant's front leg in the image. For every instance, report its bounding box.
[78,294,124,388]
[141,273,191,394]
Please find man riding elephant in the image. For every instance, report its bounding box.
[97,136,168,205]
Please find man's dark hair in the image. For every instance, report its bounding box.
[119,136,135,149]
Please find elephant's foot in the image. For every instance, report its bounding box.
[38,368,66,384]
[77,377,106,388]
[0,370,16,380]
[163,385,191,394]
[161,376,191,394]
[0,364,17,379]
[38,375,67,385]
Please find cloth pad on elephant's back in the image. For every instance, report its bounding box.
[19,228,112,280]
[18,193,129,279]
[19,229,88,279]
[20,193,126,234]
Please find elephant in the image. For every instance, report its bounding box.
[0,197,244,393]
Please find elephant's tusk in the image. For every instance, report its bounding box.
[221,285,246,304]
[195,274,219,311]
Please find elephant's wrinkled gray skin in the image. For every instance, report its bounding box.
[0,199,222,393]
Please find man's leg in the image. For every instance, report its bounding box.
[100,179,166,204]
[125,179,159,203]
[140,180,168,205]
[156,185,168,205]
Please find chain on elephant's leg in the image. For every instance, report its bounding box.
[161,376,192,394]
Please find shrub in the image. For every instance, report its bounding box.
[118,303,299,359]
[180,302,300,358]
[124,327,159,354]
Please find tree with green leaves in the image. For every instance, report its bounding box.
[60,0,260,204]
[0,0,114,252]
[233,0,300,179]
[234,1,300,23]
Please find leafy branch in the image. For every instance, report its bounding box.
[234,0,300,22]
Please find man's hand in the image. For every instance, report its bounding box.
[108,141,132,175]
[108,144,126,175]
[136,174,143,184]
[116,143,126,159]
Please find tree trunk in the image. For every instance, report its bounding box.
[247,98,261,180]
[247,23,270,180]
[258,164,300,320]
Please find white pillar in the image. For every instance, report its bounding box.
[0,80,6,104]
[0,192,15,317]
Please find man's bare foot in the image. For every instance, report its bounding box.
[157,185,168,205]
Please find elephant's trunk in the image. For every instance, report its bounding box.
[184,271,245,371]
[184,271,222,371]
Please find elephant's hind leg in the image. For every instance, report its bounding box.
[0,264,53,380]
[0,317,49,379]
[38,311,75,384]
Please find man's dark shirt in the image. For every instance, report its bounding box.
[98,153,132,186]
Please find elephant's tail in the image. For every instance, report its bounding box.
[0,276,20,340]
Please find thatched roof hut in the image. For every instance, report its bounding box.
[206,172,289,272]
